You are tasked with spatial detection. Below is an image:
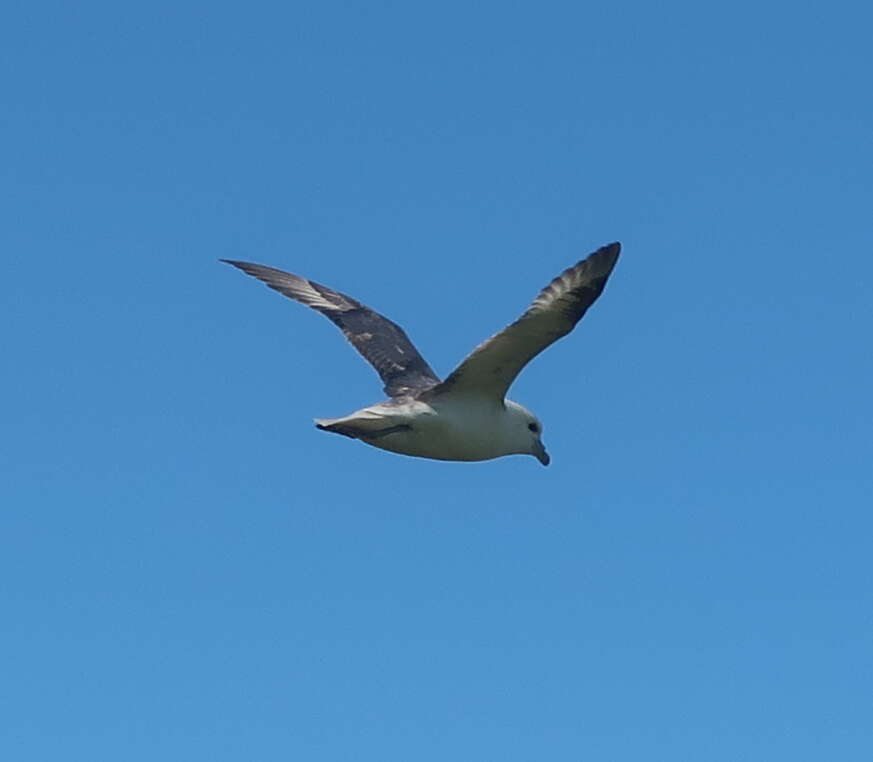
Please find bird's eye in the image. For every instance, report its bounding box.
[528,423,539,433]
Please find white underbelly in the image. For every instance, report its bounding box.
[367,399,511,462]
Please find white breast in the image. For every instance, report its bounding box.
[368,397,522,462]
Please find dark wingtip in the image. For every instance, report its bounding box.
[585,242,621,273]
[220,259,270,279]
[600,241,621,259]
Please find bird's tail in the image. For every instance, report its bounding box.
[314,417,363,439]
[314,411,411,441]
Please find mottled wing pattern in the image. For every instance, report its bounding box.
[221,260,441,397]
[424,242,620,401]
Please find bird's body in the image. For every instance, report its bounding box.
[222,242,621,466]
[315,397,545,463]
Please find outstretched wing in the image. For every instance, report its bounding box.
[424,242,620,401]
[221,260,441,398]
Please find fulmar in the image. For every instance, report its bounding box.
[222,242,621,466]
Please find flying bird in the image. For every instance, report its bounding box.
[222,242,621,466]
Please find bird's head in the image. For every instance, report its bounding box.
[504,400,550,466]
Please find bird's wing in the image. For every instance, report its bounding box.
[422,242,620,402]
[221,260,441,398]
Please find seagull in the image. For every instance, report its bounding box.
[222,242,620,466]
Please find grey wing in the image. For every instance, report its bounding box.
[424,242,620,401]
[221,260,441,398]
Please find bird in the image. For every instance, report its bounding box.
[221,242,621,466]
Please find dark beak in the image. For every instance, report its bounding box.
[533,440,550,466]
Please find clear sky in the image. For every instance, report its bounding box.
[3,1,872,759]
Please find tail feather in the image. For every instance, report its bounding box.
[314,419,362,439]
[314,417,411,440]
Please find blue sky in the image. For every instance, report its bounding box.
[3,1,872,759]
